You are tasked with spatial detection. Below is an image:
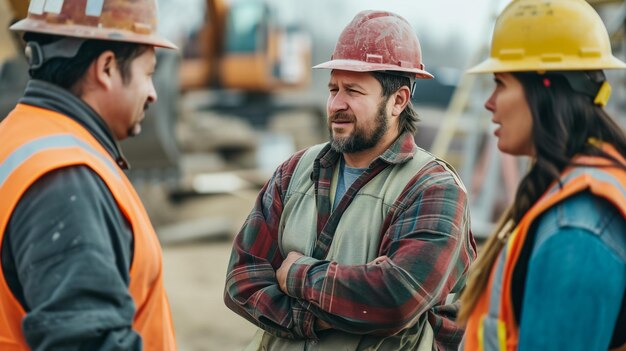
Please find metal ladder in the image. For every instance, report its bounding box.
[430,0,518,239]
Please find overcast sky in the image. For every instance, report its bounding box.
[271,0,506,45]
[159,0,508,61]
[266,0,512,72]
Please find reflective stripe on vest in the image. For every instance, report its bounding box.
[469,148,626,351]
[481,245,508,351]
[0,104,176,350]
[543,166,626,202]
[0,133,120,187]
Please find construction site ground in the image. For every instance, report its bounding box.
[161,190,259,351]
[164,241,257,351]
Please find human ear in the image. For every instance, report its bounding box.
[93,51,118,91]
[391,85,411,117]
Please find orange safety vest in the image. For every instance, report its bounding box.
[0,104,177,350]
[465,145,626,351]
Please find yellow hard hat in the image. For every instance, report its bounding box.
[468,0,626,74]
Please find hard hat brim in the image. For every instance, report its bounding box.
[313,59,434,79]
[467,56,626,74]
[11,19,177,50]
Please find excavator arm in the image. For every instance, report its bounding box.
[179,0,229,91]
[7,0,28,19]
[0,0,29,120]
[0,0,26,64]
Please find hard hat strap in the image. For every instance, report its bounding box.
[593,82,611,107]
[546,71,610,107]
[25,38,86,70]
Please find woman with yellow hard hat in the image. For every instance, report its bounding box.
[457,0,626,350]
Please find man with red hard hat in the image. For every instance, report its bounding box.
[224,10,476,350]
[0,0,177,349]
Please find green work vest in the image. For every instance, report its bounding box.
[247,143,459,351]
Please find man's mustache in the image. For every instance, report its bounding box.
[329,112,354,123]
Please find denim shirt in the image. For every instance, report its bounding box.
[515,191,626,350]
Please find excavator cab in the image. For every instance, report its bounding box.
[0,0,317,183]
[179,0,311,93]
[123,0,315,181]
[219,0,310,91]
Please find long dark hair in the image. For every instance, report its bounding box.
[458,70,626,323]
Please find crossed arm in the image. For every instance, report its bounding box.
[223,159,475,339]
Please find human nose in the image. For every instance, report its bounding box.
[327,91,348,115]
[147,79,157,104]
[484,90,496,113]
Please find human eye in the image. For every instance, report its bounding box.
[493,78,505,89]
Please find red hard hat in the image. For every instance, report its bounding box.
[313,10,432,79]
[10,0,176,49]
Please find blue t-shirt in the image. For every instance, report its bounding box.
[333,157,367,210]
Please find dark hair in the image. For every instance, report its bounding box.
[510,71,626,222]
[24,33,149,93]
[371,71,419,135]
[458,70,626,323]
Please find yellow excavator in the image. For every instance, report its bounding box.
[0,0,311,96]
[0,0,28,119]
[0,0,317,181]
[120,0,317,178]
[0,0,25,59]
[180,0,311,93]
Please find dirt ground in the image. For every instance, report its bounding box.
[158,190,260,351]
[162,240,258,351]
[151,108,327,351]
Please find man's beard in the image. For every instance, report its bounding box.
[127,103,149,138]
[127,123,142,137]
[329,99,388,153]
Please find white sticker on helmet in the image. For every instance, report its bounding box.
[43,0,64,14]
[86,0,104,17]
[28,0,46,15]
